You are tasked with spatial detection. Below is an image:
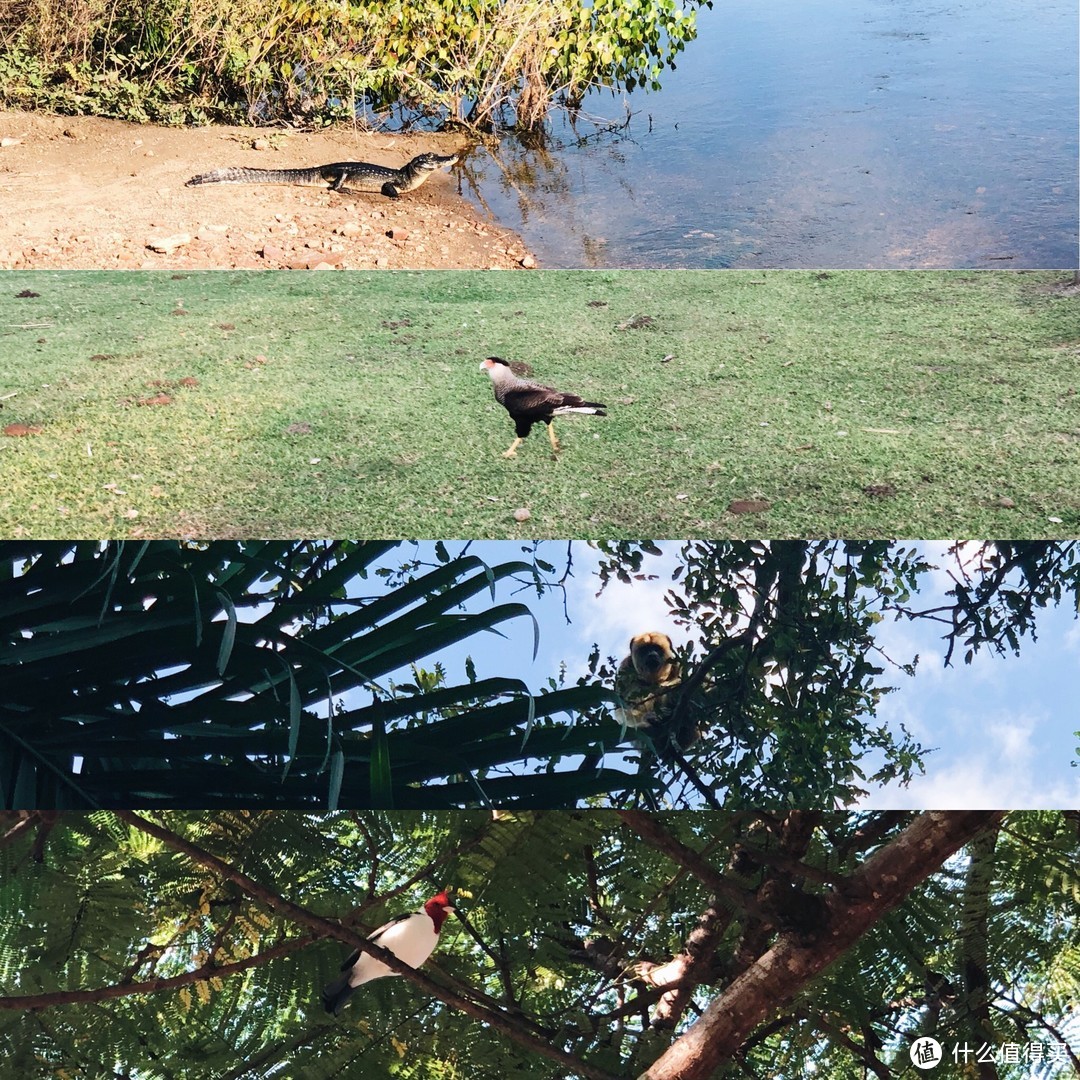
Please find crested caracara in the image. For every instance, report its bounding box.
[480,357,607,457]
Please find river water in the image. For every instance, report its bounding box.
[459,0,1078,269]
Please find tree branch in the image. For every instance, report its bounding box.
[0,937,310,1010]
[638,811,1006,1080]
[104,811,625,1080]
[616,810,752,910]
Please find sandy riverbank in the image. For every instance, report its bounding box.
[0,111,535,271]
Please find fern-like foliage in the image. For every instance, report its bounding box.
[2,811,1076,1078]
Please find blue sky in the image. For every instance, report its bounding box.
[369,541,1080,809]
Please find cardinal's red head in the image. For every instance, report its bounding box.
[424,891,455,931]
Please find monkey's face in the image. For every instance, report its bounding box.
[616,632,687,744]
[629,632,676,680]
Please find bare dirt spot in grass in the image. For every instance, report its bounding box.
[728,499,771,514]
[1037,279,1080,297]
[617,314,656,331]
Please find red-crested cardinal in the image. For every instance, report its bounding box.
[322,891,455,1016]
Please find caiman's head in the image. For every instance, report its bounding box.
[408,152,459,172]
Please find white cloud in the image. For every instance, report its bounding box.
[985,713,1038,763]
[921,541,996,597]
[866,710,1076,809]
[869,758,1080,809]
[567,544,690,652]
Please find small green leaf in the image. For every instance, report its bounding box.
[370,716,393,808]
[214,588,238,675]
[327,748,344,810]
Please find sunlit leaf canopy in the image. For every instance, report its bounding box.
[2,810,1077,1078]
[2,540,1078,810]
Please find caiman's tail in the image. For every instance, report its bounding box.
[185,167,326,187]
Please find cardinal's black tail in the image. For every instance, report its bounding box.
[321,975,353,1016]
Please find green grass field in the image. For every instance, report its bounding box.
[1,270,1076,538]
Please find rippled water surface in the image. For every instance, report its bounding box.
[459,0,1078,268]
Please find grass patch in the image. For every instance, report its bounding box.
[0,270,1077,538]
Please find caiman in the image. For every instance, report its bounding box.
[185,151,457,198]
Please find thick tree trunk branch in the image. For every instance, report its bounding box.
[639,811,1006,1080]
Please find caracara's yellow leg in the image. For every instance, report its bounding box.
[502,437,523,458]
[547,423,561,454]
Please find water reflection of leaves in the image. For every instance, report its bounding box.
[457,114,639,241]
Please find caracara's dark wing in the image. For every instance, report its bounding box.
[500,381,566,423]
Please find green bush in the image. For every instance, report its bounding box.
[0,0,709,127]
